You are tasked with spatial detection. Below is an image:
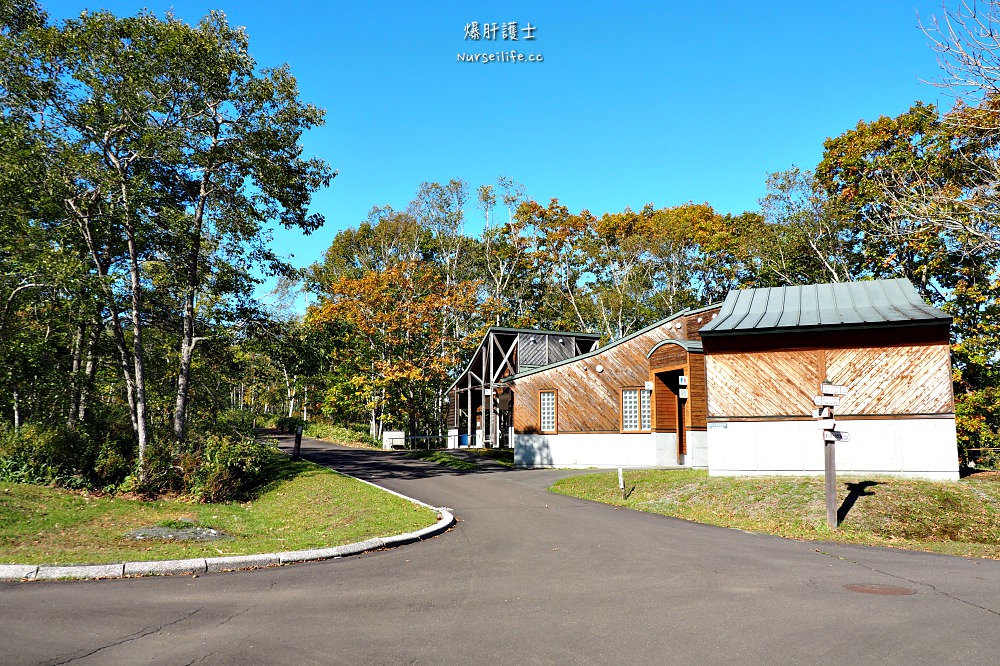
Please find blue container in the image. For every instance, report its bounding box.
[459,434,469,447]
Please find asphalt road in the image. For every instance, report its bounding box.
[2,436,1000,665]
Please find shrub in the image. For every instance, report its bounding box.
[214,409,260,438]
[195,433,281,502]
[276,415,304,434]
[0,422,97,489]
[956,388,1000,468]
[303,421,379,447]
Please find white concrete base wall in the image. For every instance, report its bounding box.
[515,433,689,468]
[688,431,709,469]
[707,418,959,480]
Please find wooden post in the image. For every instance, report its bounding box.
[815,379,849,530]
[293,425,302,461]
[825,438,837,529]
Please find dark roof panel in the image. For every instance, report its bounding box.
[699,278,950,336]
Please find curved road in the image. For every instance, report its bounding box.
[2,436,1000,664]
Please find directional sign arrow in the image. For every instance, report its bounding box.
[813,395,841,407]
[812,407,833,419]
[824,430,850,442]
[816,419,836,430]
[822,384,849,396]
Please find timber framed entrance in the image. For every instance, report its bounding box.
[447,327,601,448]
[647,337,708,467]
[652,367,687,461]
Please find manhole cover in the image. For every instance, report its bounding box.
[843,583,916,596]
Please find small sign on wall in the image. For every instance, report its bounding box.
[678,388,689,399]
[644,381,654,391]
[678,375,688,386]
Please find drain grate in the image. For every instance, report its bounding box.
[844,583,916,596]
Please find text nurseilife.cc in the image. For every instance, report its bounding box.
[458,22,543,64]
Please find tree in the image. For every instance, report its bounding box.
[307,260,479,439]
[475,177,534,326]
[757,167,858,284]
[0,8,332,478]
[815,102,980,297]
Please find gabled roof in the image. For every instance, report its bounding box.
[505,302,721,382]
[698,278,951,336]
[447,326,601,394]
[476,326,601,339]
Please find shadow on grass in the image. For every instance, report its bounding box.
[837,480,879,525]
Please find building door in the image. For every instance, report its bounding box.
[654,368,687,462]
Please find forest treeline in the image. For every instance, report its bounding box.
[1,2,999,497]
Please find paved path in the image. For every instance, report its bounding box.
[2,436,1000,664]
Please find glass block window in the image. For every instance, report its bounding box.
[540,391,556,432]
[641,389,651,430]
[623,389,651,431]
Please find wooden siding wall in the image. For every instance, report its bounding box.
[688,355,708,428]
[706,342,954,418]
[685,309,720,340]
[513,318,696,433]
[514,322,683,433]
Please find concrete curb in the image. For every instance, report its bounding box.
[0,489,455,583]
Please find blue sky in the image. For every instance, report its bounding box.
[39,0,953,295]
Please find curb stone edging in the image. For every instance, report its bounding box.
[0,476,455,582]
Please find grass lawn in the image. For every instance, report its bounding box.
[0,458,439,566]
[405,448,515,470]
[468,448,515,467]
[552,469,1000,559]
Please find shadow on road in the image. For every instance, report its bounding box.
[266,430,514,482]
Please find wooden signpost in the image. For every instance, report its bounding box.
[815,381,849,529]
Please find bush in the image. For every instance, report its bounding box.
[194,433,281,502]
[276,415,304,434]
[0,422,98,489]
[956,388,1000,468]
[303,421,378,447]
[214,409,260,438]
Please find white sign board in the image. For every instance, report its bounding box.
[822,384,849,396]
[678,388,689,399]
[815,419,836,431]
[824,430,850,442]
[678,375,688,386]
[644,381,654,391]
[812,407,833,419]
[813,395,840,407]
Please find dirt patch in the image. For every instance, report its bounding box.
[125,526,232,541]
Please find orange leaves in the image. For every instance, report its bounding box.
[306,258,480,424]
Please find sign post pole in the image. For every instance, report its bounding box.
[814,381,849,529]
[824,436,837,529]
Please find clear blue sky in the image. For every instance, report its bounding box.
[39,0,953,292]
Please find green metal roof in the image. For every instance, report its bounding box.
[482,326,601,339]
[698,278,951,336]
[645,339,704,358]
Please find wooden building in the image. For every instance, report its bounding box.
[504,305,721,468]
[699,278,958,480]
[445,327,601,448]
